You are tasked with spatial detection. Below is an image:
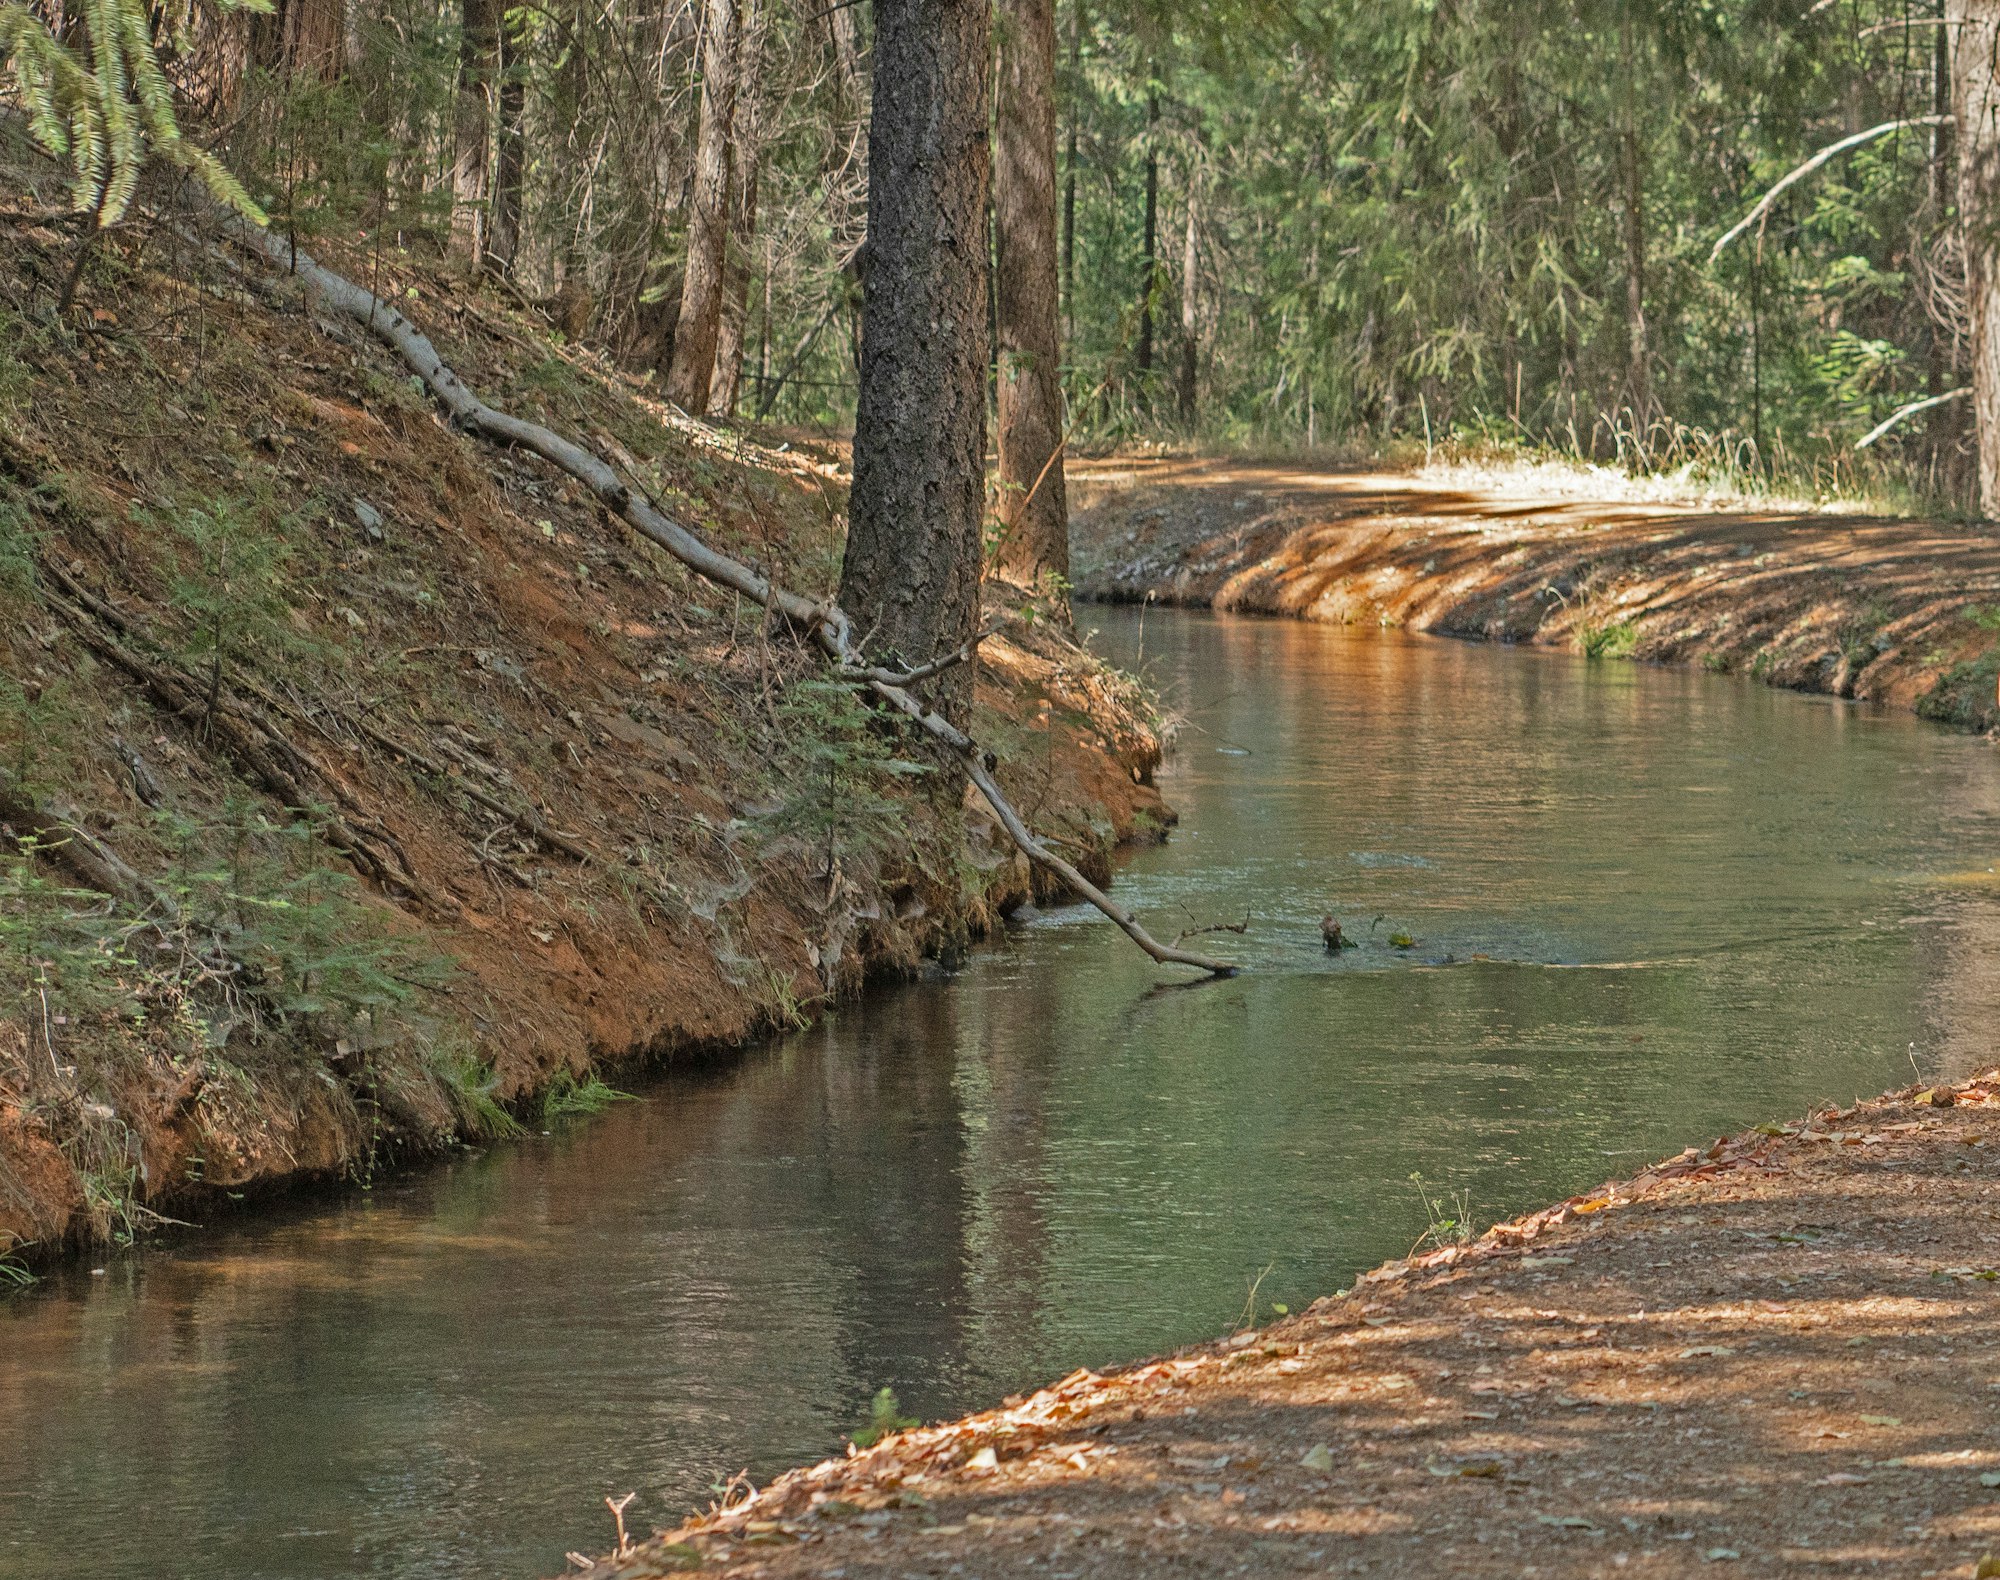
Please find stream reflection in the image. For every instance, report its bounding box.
[3,608,1998,1580]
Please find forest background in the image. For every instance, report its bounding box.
[6,0,1987,513]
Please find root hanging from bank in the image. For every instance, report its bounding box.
[216,215,1235,977]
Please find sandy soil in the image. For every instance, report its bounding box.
[568,1070,2000,1580]
[1070,458,2000,730]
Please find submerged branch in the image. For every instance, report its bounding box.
[219,216,1236,977]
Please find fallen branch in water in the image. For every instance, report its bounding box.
[217,216,1235,976]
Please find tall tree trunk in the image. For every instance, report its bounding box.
[486,10,526,277]
[1061,1,1080,346]
[841,0,992,724]
[666,0,740,415]
[1617,6,1651,421]
[1951,0,2000,517]
[1135,88,1159,386]
[253,0,348,79]
[710,0,765,416]
[1176,172,1197,423]
[452,0,502,265]
[994,0,1070,597]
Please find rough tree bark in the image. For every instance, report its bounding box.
[841,0,992,724]
[993,0,1071,599]
[1951,0,2000,517]
[252,0,350,79]
[1135,88,1159,387]
[451,0,502,265]
[1176,173,1198,423]
[1617,6,1652,422]
[486,11,526,277]
[1061,0,1081,345]
[665,0,740,415]
[710,0,766,417]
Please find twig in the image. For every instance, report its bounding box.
[1175,907,1250,945]
[605,1493,636,1558]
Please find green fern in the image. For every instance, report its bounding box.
[1,0,268,224]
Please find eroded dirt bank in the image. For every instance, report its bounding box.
[1071,458,2000,731]
[571,1070,2000,1580]
[0,196,1168,1259]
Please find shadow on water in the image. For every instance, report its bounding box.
[3,608,1999,1579]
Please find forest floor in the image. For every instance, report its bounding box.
[0,183,1168,1260]
[571,1067,2000,1580]
[1069,456,2000,732]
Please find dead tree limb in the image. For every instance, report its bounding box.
[1710,116,1953,263]
[1856,387,1972,449]
[223,218,1235,976]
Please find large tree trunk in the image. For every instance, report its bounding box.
[1135,88,1159,387]
[665,0,740,415]
[840,0,991,724]
[1176,172,1198,423]
[1952,0,2000,517]
[710,0,765,415]
[452,0,502,265]
[486,12,526,277]
[993,0,1070,598]
[253,0,349,79]
[1061,4,1080,345]
[1616,6,1652,422]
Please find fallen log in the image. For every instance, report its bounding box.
[219,217,1234,976]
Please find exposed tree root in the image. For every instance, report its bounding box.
[221,217,1235,976]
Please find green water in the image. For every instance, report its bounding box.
[3,608,1998,1579]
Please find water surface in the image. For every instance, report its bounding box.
[5,608,1999,1579]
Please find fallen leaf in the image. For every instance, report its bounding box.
[1300,1444,1334,1473]
[1536,1514,1599,1531]
[1981,1472,2000,1489]
[965,1447,998,1472]
[1704,1548,1742,1562]
[1520,1255,1574,1269]
[1858,1414,1902,1427]
[1680,1345,1736,1358]
[1974,1555,2000,1580]
[1816,1473,1871,1486]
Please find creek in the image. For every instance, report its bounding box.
[4,606,1998,1579]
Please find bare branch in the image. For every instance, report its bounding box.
[1710,116,1952,263]
[1856,387,1972,449]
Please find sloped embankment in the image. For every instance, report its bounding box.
[1071,457,2000,731]
[0,199,1167,1260]
[571,1069,2000,1580]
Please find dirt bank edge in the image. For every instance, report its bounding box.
[1069,458,2000,733]
[568,1065,2000,1580]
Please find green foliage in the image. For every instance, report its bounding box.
[849,1386,919,1449]
[1409,1172,1474,1253]
[1579,620,1638,660]
[433,1047,526,1139]
[540,1069,636,1121]
[0,0,268,223]
[140,493,334,702]
[757,680,929,880]
[0,1247,33,1289]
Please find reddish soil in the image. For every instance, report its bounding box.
[1070,458,2000,730]
[570,1071,2000,1580]
[0,198,1168,1258]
